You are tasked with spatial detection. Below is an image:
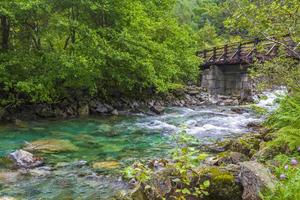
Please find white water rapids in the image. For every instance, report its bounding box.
[129,88,286,142]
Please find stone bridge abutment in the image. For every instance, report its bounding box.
[201,65,252,100]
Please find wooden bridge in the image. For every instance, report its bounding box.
[197,36,299,68]
[197,36,299,99]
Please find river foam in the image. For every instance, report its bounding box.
[133,88,286,141]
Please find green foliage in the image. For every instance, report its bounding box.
[262,154,300,200]
[266,91,300,151]
[171,130,209,199]
[123,163,152,183]
[123,130,210,199]
[249,58,300,92]
[250,104,268,116]
[0,0,199,106]
[225,0,300,40]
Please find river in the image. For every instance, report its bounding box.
[0,89,284,199]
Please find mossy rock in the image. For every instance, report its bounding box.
[252,145,286,161]
[73,134,100,147]
[92,161,120,170]
[0,157,15,169]
[213,151,249,166]
[228,133,262,157]
[198,166,243,200]
[24,139,79,153]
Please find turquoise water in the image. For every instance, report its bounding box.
[0,105,265,199]
[0,116,174,200]
[0,116,173,163]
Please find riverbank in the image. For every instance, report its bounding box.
[121,126,276,200]
[120,88,300,200]
[1,85,250,123]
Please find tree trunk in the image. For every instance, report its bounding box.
[1,15,10,50]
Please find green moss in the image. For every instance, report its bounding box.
[213,174,235,183]
[259,95,268,101]
[250,105,268,115]
[0,157,15,169]
[199,167,242,200]
[229,134,261,157]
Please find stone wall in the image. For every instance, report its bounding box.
[201,65,252,100]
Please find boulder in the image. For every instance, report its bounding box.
[186,90,200,95]
[239,161,276,200]
[29,166,52,177]
[150,106,165,115]
[78,104,89,117]
[228,134,262,157]
[231,108,246,114]
[0,196,16,200]
[24,139,79,153]
[35,106,56,118]
[14,119,28,128]
[8,150,43,168]
[0,171,20,184]
[213,152,249,166]
[94,102,109,113]
[0,108,4,120]
[111,109,119,115]
[198,166,243,200]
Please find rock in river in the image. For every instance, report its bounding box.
[24,139,79,153]
[0,171,20,184]
[92,161,120,170]
[150,105,165,114]
[8,150,43,168]
[0,196,16,200]
[14,119,28,128]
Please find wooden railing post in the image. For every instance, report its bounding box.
[252,37,259,60]
[237,44,242,62]
[203,50,207,61]
[213,47,216,61]
[224,45,228,61]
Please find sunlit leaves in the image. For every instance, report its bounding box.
[0,0,198,105]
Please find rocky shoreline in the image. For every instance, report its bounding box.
[0,85,247,123]
[122,128,278,200]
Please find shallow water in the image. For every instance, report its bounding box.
[0,89,284,199]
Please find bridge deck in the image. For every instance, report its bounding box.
[198,36,299,67]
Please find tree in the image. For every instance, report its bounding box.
[224,0,300,59]
[0,0,199,106]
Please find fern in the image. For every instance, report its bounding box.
[266,89,300,151]
[270,126,300,151]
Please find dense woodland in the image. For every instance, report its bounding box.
[0,0,253,106]
[0,0,300,199]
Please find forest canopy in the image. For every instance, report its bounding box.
[1,0,299,106]
[0,0,200,105]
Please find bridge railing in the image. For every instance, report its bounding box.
[198,36,299,66]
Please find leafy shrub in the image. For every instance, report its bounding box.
[123,130,210,200]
